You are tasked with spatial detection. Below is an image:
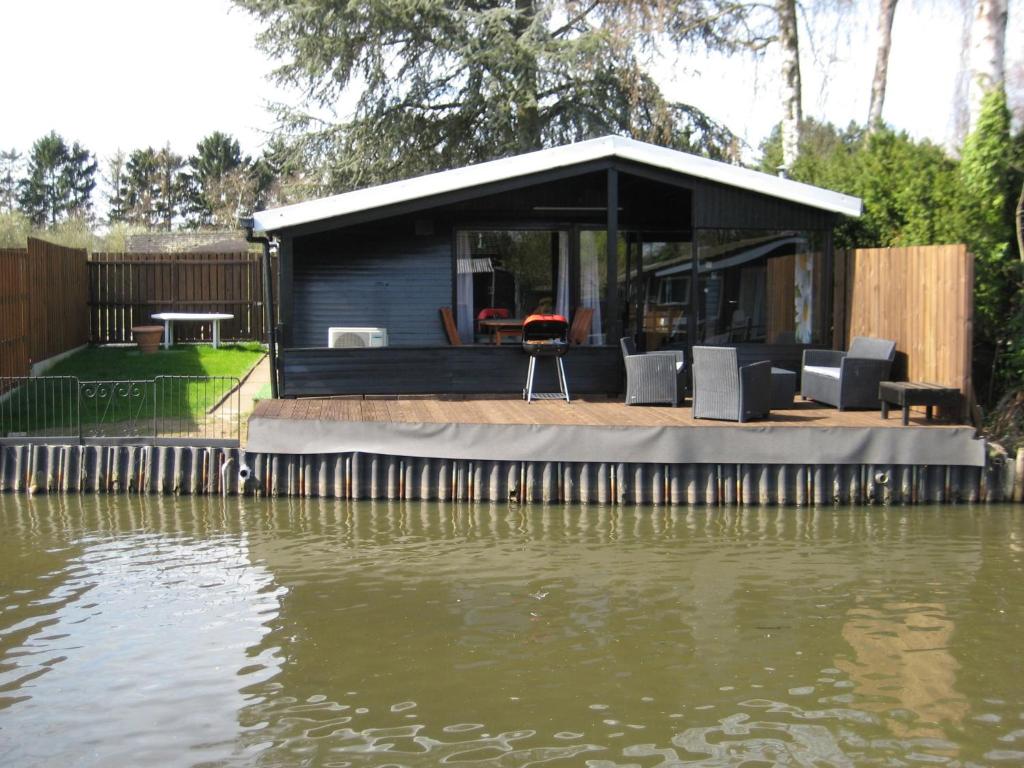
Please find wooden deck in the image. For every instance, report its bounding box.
[246,395,984,477]
[252,396,964,430]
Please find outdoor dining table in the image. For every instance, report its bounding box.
[152,312,234,349]
[478,317,525,345]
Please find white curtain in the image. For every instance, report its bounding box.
[455,232,474,342]
[579,231,603,345]
[554,232,570,319]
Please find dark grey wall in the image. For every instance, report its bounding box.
[280,346,624,397]
[292,231,451,347]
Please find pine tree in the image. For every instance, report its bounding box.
[0,148,21,213]
[17,132,96,226]
[104,150,129,224]
[123,147,161,228]
[184,132,249,228]
[155,145,187,230]
[233,0,737,193]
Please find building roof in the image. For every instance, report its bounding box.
[252,135,862,234]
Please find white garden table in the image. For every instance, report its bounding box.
[152,312,234,349]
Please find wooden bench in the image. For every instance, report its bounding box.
[878,381,961,426]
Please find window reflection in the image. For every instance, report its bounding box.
[457,229,607,345]
[697,230,828,347]
[638,240,692,350]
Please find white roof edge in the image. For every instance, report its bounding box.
[252,135,861,233]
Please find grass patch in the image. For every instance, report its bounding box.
[3,343,265,435]
[45,342,265,380]
[252,381,273,402]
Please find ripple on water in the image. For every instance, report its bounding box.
[3,498,1024,767]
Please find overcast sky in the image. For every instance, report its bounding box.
[1,0,1021,170]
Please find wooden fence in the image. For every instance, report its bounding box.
[0,239,90,379]
[89,251,270,343]
[833,244,973,405]
[0,248,29,379]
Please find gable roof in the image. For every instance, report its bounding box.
[252,135,862,234]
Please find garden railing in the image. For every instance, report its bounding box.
[0,375,241,447]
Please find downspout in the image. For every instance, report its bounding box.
[240,216,279,398]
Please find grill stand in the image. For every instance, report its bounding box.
[523,356,571,403]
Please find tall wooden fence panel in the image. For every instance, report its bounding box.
[0,240,89,380]
[89,252,269,343]
[0,249,29,379]
[833,244,973,404]
[28,238,91,363]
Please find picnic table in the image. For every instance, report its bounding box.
[479,317,524,345]
[152,312,234,349]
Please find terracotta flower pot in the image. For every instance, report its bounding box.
[132,325,164,354]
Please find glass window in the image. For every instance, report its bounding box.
[695,230,828,345]
[457,230,568,343]
[637,239,693,350]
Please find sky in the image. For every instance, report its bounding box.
[1,0,1021,173]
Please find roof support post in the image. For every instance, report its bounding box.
[823,227,835,348]
[606,167,620,344]
[278,236,294,349]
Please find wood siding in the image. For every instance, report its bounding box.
[89,251,271,343]
[834,245,973,402]
[280,346,623,397]
[291,231,451,348]
[693,180,837,231]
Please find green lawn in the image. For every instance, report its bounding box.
[45,342,265,380]
[2,343,265,436]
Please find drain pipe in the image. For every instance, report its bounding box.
[240,216,279,398]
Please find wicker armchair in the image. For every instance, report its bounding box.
[691,346,772,422]
[620,337,686,407]
[801,336,896,410]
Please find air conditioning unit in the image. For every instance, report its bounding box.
[328,327,389,348]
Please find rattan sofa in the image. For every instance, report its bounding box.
[801,336,896,410]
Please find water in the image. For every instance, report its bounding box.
[1,497,1023,767]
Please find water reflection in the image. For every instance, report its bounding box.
[0,496,1021,767]
[0,495,284,767]
[838,603,967,741]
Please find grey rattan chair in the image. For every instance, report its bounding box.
[620,337,686,407]
[801,336,896,410]
[691,346,772,422]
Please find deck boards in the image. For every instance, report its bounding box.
[251,396,964,430]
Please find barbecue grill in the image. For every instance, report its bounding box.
[521,314,570,403]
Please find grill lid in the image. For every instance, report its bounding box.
[522,314,568,341]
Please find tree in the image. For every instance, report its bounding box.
[967,0,1008,135]
[776,0,802,170]
[123,147,161,228]
[121,145,188,229]
[233,0,736,193]
[103,150,129,224]
[184,131,249,227]
[867,0,898,131]
[758,119,962,249]
[17,132,96,226]
[0,148,20,213]
[155,145,187,230]
[647,0,806,169]
[959,89,1014,338]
